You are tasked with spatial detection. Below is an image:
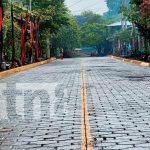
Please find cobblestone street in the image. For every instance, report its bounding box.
[1,57,150,150]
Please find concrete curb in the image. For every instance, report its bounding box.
[111,56,150,67]
[0,57,56,79]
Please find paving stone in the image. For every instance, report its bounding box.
[1,58,150,149]
[85,57,150,149]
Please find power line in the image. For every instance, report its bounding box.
[68,0,83,8]
[72,1,100,13]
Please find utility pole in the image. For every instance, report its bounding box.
[121,0,125,28]
[29,0,32,45]
[11,0,15,67]
[30,0,31,12]
[0,0,3,70]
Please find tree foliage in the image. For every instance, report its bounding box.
[28,0,69,34]
[121,0,150,39]
[104,0,121,19]
[3,19,21,60]
[2,0,72,60]
[52,16,80,52]
[114,29,132,43]
[78,11,110,55]
[81,11,105,24]
[80,23,106,47]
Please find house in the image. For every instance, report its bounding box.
[107,21,132,30]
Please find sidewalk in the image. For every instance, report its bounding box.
[0,58,56,79]
[111,55,150,67]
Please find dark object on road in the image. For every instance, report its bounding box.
[60,48,64,60]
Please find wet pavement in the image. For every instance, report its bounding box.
[1,57,150,150]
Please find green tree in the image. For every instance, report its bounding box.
[81,11,104,24]
[2,0,21,60]
[115,29,132,43]
[104,0,130,20]
[52,16,80,57]
[3,0,70,60]
[119,0,150,55]
[19,0,69,34]
[121,0,150,40]
[3,18,21,60]
[29,0,69,56]
[76,11,113,56]
[80,23,107,54]
[104,0,121,19]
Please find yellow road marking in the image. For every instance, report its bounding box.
[81,61,93,150]
[111,55,150,67]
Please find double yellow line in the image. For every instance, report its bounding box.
[80,62,93,150]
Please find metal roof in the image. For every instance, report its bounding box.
[107,21,132,27]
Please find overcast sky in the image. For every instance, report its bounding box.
[65,0,108,15]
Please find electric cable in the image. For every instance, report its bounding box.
[68,0,83,8]
[71,1,100,13]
